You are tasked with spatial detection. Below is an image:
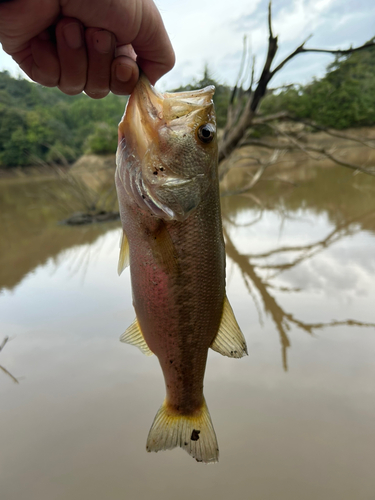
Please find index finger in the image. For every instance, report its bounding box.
[62,0,175,84]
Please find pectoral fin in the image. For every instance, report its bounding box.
[210,296,248,358]
[118,230,130,276]
[149,221,178,274]
[120,318,153,356]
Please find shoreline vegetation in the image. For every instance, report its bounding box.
[1,123,374,181]
[1,37,375,171]
[1,32,374,225]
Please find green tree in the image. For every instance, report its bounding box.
[261,40,375,129]
[0,71,127,168]
[85,122,118,155]
[172,66,231,128]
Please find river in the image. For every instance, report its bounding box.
[1,165,375,500]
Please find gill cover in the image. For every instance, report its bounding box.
[116,75,218,221]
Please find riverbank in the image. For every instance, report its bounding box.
[1,126,374,189]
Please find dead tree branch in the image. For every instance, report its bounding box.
[240,130,375,178]
[217,1,375,177]
[253,113,375,148]
[296,121,375,149]
[271,39,375,77]
[221,149,283,196]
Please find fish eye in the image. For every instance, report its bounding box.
[197,124,215,144]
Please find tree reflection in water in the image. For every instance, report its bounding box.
[1,166,375,377]
[223,207,375,371]
[0,337,19,384]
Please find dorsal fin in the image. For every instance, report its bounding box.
[118,230,130,276]
[210,296,248,358]
[120,318,153,356]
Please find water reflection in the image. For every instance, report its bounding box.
[0,178,120,291]
[223,210,375,370]
[1,166,375,500]
[222,166,375,372]
[1,168,375,368]
[0,337,19,384]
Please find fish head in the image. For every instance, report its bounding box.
[116,75,217,221]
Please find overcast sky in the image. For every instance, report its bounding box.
[0,0,374,91]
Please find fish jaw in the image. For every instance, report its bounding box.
[116,75,218,221]
[118,75,164,160]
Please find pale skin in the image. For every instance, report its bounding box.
[0,0,175,97]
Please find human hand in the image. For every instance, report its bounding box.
[0,0,175,98]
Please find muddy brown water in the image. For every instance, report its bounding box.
[1,166,375,500]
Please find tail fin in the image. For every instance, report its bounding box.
[146,398,219,463]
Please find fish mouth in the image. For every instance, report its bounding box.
[118,74,164,158]
[118,74,216,155]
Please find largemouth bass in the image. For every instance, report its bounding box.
[115,75,247,463]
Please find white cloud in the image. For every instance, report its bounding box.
[1,0,374,89]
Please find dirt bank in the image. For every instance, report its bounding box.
[1,127,374,191]
[221,126,375,192]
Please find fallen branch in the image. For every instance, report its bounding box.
[253,112,375,149]
[240,133,375,177]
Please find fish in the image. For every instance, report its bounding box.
[115,74,247,463]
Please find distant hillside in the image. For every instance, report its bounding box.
[1,40,374,168]
[0,71,127,167]
[260,38,375,129]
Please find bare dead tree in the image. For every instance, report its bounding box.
[218,2,375,184]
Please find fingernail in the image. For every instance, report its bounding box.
[116,63,132,82]
[94,31,113,54]
[63,23,83,50]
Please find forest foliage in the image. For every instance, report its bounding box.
[0,41,374,168]
[0,73,125,167]
[260,39,375,129]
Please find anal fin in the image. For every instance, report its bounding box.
[120,318,153,356]
[118,230,130,276]
[210,296,248,358]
